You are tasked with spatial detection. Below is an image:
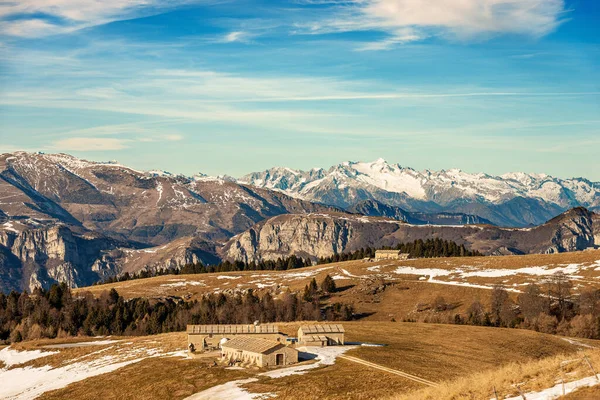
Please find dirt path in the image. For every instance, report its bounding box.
[339,355,438,387]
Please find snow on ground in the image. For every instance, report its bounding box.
[562,338,596,349]
[0,345,185,400]
[0,347,59,368]
[160,281,206,288]
[41,340,122,349]
[217,276,242,280]
[185,346,355,400]
[504,375,600,400]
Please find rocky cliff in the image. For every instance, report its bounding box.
[0,223,122,292]
[223,208,599,263]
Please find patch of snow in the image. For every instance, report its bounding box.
[503,375,600,400]
[562,338,596,349]
[160,281,206,288]
[216,276,242,280]
[0,347,59,368]
[41,340,122,349]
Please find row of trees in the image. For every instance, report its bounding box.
[414,272,600,339]
[317,238,482,264]
[99,255,312,285]
[0,276,352,344]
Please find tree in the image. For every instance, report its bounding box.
[320,275,336,294]
[518,284,548,321]
[548,272,573,320]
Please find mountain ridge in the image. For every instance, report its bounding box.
[239,158,600,226]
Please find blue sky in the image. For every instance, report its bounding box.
[0,0,598,179]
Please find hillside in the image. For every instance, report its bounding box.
[223,208,600,262]
[2,322,598,400]
[240,159,600,227]
[1,152,599,293]
[79,250,600,322]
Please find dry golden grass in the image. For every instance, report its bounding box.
[241,321,597,400]
[392,348,600,400]
[77,250,600,300]
[39,356,251,400]
[5,322,599,399]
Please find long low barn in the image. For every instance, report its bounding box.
[221,336,298,367]
[298,324,345,346]
[187,324,287,352]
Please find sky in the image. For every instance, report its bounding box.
[0,0,598,179]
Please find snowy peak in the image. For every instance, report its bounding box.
[239,159,600,227]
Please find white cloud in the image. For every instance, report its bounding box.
[52,137,132,151]
[296,0,567,48]
[0,0,200,38]
[222,31,248,43]
[363,0,566,38]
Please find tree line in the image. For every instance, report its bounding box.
[317,238,482,264]
[0,275,352,344]
[99,255,312,285]
[411,272,600,339]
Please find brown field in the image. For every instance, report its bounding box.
[4,321,599,400]
[76,250,600,322]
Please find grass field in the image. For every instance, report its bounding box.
[76,250,600,322]
[3,321,599,399]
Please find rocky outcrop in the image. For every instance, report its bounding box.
[0,225,122,292]
[223,208,599,262]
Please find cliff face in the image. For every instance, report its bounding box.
[0,225,120,292]
[223,209,600,263]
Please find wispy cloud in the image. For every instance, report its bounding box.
[52,137,132,151]
[0,0,201,38]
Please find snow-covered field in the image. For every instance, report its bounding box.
[0,341,187,400]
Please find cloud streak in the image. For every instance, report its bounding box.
[0,0,201,38]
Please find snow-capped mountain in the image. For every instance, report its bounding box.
[239,159,600,227]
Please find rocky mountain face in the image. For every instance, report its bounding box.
[0,152,337,291]
[347,199,493,226]
[0,221,123,292]
[239,159,600,227]
[223,208,600,263]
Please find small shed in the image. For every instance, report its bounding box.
[187,324,287,352]
[374,250,409,261]
[298,324,345,346]
[221,336,298,367]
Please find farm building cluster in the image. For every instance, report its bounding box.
[187,323,345,368]
[374,250,410,261]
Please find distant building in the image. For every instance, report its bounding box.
[187,324,287,352]
[374,250,409,261]
[297,324,345,346]
[220,336,298,367]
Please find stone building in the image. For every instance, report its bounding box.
[221,336,298,367]
[374,250,409,261]
[187,324,287,352]
[297,324,345,346]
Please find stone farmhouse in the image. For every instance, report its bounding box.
[298,324,345,346]
[221,336,298,367]
[374,250,409,261]
[187,324,287,352]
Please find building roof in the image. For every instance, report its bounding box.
[298,324,345,334]
[220,336,285,354]
[375,249,402,254]
[186,324,280,334]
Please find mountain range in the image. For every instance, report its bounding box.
[0,152,598,292]
[240,158,600,227]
